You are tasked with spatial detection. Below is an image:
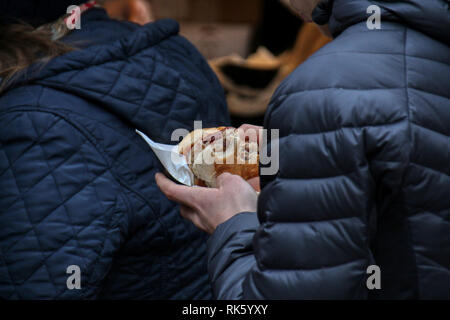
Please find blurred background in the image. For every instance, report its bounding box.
[104,0,331,127]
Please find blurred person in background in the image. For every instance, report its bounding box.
[214,0,331,128]
[104,0,154,25]
[157,0,450,299]
[0,0,229,299]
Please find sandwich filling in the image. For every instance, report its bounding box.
[179,127,259,187]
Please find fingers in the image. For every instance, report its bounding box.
[216,172,231,186]
[179,205,207,232]
[247,177,261,192]
[239,124,262,132]
[238,124,263,144]
[155,173,206,208]
[179,204,196,219]
[216,172,241,188]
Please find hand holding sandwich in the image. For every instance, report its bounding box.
[156,124,262,234]
[155,172,257,234]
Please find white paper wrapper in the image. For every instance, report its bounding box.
[136,130,194,186]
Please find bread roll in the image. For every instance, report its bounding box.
[178,127,259,187]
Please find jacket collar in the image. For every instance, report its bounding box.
[315,0,449,44]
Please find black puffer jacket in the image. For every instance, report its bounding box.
[207,0,450,299]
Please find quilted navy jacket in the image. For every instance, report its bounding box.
[208,0,450,299]
[0,8,230,299]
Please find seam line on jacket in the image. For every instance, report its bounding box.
[401,27,421,300]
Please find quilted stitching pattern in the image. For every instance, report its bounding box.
[36,22,224,143]
[0,10,229,299]
[0,111,122,299]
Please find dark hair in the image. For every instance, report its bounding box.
[0,23,73,92]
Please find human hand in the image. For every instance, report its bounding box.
[238,124,263,145]
[238,124,263,191]
[155,172,258,234]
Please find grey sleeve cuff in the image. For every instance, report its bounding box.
[206,212,259,300]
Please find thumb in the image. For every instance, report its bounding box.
[216,172,251,191]
[216,172,238,188]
